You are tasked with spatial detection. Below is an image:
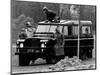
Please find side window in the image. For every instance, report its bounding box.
[63,26,73,36]
[54,25,63,33]
[59,26,63,33]
[81,26,91,35]
[49,26,57,33]
[68,26,72,36]
[72,26,78,35]
[64,26,68,36]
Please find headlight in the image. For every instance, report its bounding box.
[40,40,48,42]
[20,43,24,48]
[41,43,45,48]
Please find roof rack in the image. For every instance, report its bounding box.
[38,20,92,26]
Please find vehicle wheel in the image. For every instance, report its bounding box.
[19,54,30,66]
[51,58,57,64]
[31,58,37,64]
[46,57,57,64]
[88,49,92,58]
[80,53,88,60]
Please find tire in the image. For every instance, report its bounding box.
[46,58,51,64]
[46,40,57,64]
[19,54,30,66]
[87,49,92,58]
[46,57,57,64]
[51,58,57,64]
[31,57,37,64]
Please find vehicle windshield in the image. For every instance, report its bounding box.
[36,25,57,33]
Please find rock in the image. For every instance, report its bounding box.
[34,58,46,64]
[49,56,83,71]
[88,64,95,69]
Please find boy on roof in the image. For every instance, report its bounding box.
[43,6,60,23]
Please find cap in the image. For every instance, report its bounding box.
[26,22,32,27]
[43,6,48,11]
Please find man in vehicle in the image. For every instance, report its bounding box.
[19,28,27,39]
[24,22,36,38]
[54,26,64,54]
[19,22,36,39]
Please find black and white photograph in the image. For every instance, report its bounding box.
[11,0,96,74]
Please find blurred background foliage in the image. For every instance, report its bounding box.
[11,0,96,43]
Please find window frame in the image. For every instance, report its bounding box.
[80,25,92,36]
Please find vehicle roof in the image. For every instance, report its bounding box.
[38,20,92,26]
